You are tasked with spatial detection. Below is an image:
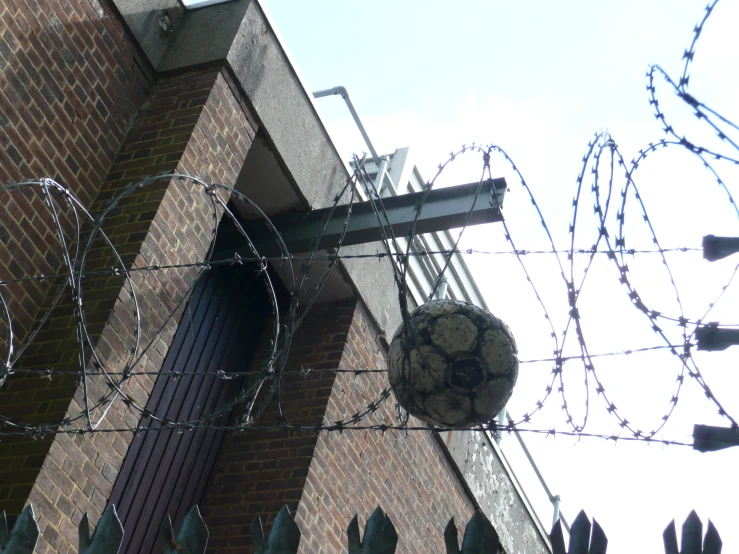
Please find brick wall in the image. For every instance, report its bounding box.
[0,5,479,553]
[203,300,357,554]
[0,0,151,530]
[0,65,258,554]
[201,298,476,554]
[0,0,151,352]
[295,302,475,554]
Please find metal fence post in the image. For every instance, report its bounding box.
[78,505,124,554]
[663,511,722,554]
[347,506,398,554]
[251,505,301,554]
[444,511,499,554]
[0,505,39,554]
[159,505,209,554]
[550,510,607,554]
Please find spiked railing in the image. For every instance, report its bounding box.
[0,505,39,554]
[159,506,209,554]
[79,506,124,554]
[252,505,302,554]
[550,511,607,554]
[0,502,727,553]
[347,507,398,554]
[663,510,722,554]
[444,511,500,554]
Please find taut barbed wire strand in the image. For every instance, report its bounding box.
[0,246,703,287]
[6,342,691,378]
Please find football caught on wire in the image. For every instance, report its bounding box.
[388,299,518,427]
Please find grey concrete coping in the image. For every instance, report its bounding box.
[111,0,402,339]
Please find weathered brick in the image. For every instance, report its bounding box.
[0,5,480,554]
[203,299,475,554]
[1,20,257,551]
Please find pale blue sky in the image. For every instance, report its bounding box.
[263,1,739,551]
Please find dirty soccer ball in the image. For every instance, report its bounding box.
[388,299,518,427]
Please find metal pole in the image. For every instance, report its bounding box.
[552,495,561,529]
[437,276,448,300]
[313,86,380,163]
[374,155,390,196]
[495,409,505,447]
[506,412,570,532]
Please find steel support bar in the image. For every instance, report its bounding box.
[695,324,739,351]
[703,235,739,261]
[217,178,506,257]
[693,424,739,452]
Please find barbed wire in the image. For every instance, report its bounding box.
[0,0,736,446]
[0,420,695,449]
[6,343,689,378]
[0,246,702,287]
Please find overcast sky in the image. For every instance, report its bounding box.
[262,1,739,551]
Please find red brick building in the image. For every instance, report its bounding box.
[0,1,550,552]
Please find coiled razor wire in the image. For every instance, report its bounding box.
[0,0,737,445]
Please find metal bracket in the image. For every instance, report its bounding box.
[444,511,499,554]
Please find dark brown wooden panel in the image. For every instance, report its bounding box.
[108,264,270,554]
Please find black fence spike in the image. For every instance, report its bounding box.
[347,506,397,554]
[444,518,460,554]
[703,521,722,554]
[78,505,123,554]
[159,506,208,554]
[663,520,679,554]
[347,515,362,554]
[590,519,608,554]
[0,505,38,554]
[550,519,567,554]
[569,510,592,554]
[459,511,499,554]
[251,505,300,554]
[550,511,608,554]
[682,511,703,554]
